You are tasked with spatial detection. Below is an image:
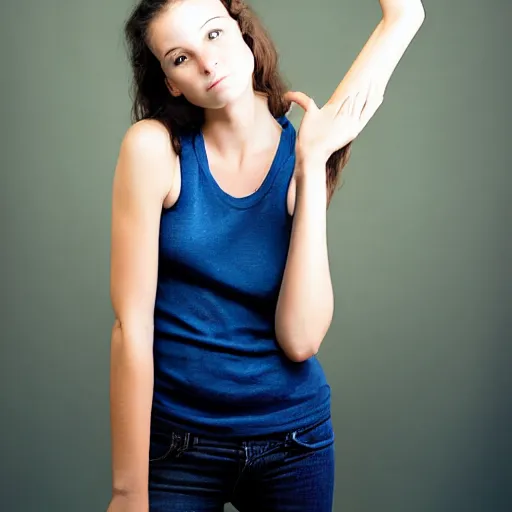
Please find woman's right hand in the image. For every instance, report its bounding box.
[107,493,149,512]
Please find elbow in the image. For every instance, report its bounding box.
[384,2,425,25]
[408,4,426,26]
[414,1,426,19]
[275,300,334,362]
[275,326,329,363]
[287,345,320,363]
[111,316,154,351]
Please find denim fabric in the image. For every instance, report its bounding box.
[148,415,336,511]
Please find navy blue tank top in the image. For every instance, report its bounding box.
[151,115,331,438]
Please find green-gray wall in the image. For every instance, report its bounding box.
[1,0,510,510]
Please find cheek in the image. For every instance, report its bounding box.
[170,69,201,97]
[231,40,255,80]
[244,45,255,74]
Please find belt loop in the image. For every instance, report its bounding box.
[175,431,190,458]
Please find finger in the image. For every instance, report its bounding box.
[283,91,318,112]
[326,84,348,110]
[336,95,352,115]
[352,91,368,117]
[360,82,383,124]
[347,96,357,116]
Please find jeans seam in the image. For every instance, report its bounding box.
[229,445,251,500]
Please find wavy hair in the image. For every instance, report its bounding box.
[124,0,351,204]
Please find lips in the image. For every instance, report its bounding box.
[207,76,226,91]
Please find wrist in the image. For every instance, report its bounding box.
[296,150,327,171]
[295,154,327,183]
[294,165,328,206]
[112,484,148,499]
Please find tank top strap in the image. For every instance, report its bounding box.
[176,114,296,212]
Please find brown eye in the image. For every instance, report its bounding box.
[174,55,186,66]
[208,30,222,40]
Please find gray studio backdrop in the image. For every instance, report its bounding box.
[1,0,510,511]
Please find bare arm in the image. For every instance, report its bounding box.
[108,120,175,504]
[275,2,425,362]
[329,0,426,106]
[275,162,333,363]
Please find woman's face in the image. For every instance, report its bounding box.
[148,0,255,109]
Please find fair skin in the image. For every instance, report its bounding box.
[108,0,425,509]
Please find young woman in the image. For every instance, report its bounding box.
[107,0,425,510]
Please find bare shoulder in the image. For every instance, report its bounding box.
[124,118,173,150]
[116,119,177,201]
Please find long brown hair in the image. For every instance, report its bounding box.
[124,0,351,205]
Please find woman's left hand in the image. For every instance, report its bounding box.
[284,77,384,168]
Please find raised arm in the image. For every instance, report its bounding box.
[108,120,175,511]
[328,0,426,125]
[276,2,425,362]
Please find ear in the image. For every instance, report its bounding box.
[165,78,182,97]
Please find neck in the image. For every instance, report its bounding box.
[202,88,280,159]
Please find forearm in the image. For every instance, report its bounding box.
[332,4,425,100]
[110,322,154,497]
[275,161,334,362]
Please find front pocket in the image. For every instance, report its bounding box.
[290,416,335,451]
[149,430,176,462]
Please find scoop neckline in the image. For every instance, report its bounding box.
[194,116,291,209]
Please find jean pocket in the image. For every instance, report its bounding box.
[290,416,335,451]
[148,430,176,462]
[149,428,194,462]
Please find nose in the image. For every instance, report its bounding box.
[198,53,218,75]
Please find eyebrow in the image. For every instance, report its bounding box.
[201,16,224,29]
[163,16,226,60]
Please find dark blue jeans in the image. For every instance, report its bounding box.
[148,415,335,511]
